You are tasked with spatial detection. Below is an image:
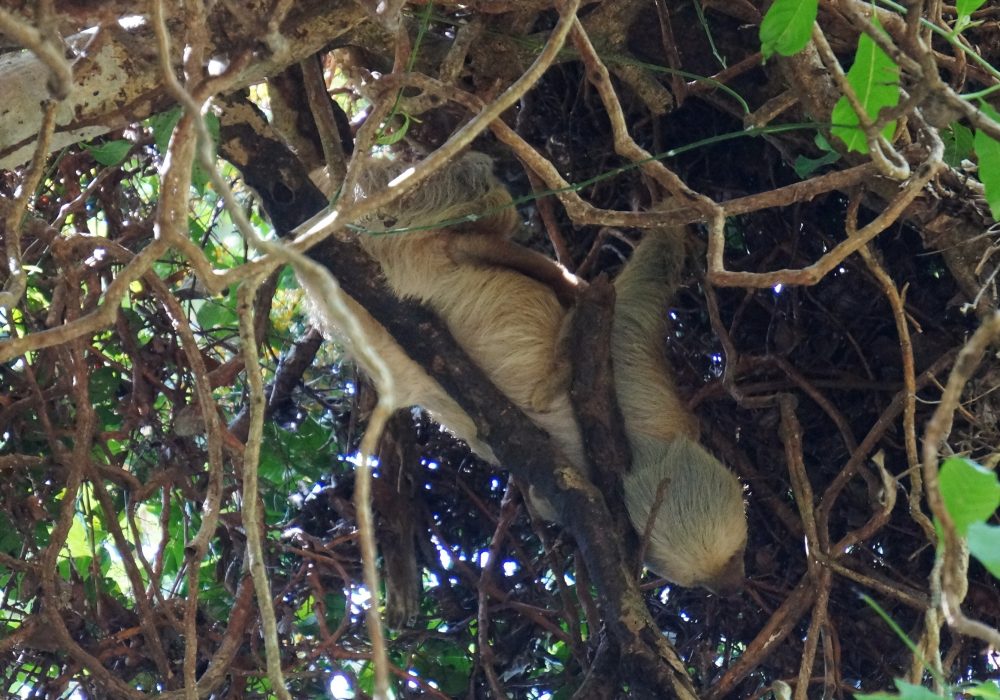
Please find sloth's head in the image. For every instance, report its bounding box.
[624,436,747,595]
[353,151,519,235]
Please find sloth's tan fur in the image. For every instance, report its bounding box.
[315,152,746,592]
[612,231,746,593]
[353,153,587,507]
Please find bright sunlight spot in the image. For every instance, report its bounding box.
[329,673,353,699]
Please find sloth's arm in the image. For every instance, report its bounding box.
[445,232,584,306]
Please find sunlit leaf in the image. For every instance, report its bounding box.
[938,456,1000,536]
[24,286,48,312]
[831,21,900,153]
[964,680,1000,699]
[64,514,91,559]
[967,522,1000,579]
[759,0,817,58]
[973,103,1000,220]
[855,679,944,699]
[956,0,987,19]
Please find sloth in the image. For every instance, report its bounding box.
[312,152,746,593]
[612,230,746,593]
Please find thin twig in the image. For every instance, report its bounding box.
[238,277,294,700]
[0,102,59,313]
[921,311,1000,649]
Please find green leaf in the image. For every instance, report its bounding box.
[942,123,974,167]
[856,679,943,700]
[192,161,211,195]
[87,140,132,166]
[410,638,473,695]
[88,367,122,405]
[258,444,288,485]
[964,680,1000,699]
[830,22,900,153]
[968,521,1000,579]
[973,103,1000,220]
[723,218,747,251]
[203,112,221,148]
[294,416,333,453]
[89,366,124,430]
[64,514,91,559]
[191,112,222,195]
[324,592,346,627]
[149,106,183,155]
[759,0,818,59]
[277,265,299,291]
[890,680,946,700]
[794,150,841,178]
[0,513,21,555]
[195,298,238,333]
[956,0,987,20]
[189,216,207,242]
[375,112,412,146]
[938,456,1000,536]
